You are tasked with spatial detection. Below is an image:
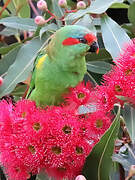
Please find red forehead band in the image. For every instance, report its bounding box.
[62,37,80,46]
[84,34,97,45]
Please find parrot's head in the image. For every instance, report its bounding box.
[47,25,99,61]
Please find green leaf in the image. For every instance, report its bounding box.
[0,45,22,76]
[128,2,135,25]
[36,172,49,180]
[87,61,112,74]
[40,23,58,38]
[110,3,129,8]
[122,23,135,38]
[86,49,112,62]
[112,144,135,177]
[51,0,64,17]
[75,14,96,34]
[0,8,10,18]
[3,0,16,15]
[0,17,37,31]
[82,105,120,180]
[0,27,18,36]
[66,0,124,21]
[121,105,135,143]
[13,0,30,18]
[0,42,21,55]
[109,162,120,180]
[51,0,64,27]
[11,84,27,97]
[101,15,131,60]
[0,36,49,98]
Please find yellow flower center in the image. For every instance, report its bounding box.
[96,119,103,128]
[33,122,41,131]
[52,146,61,155]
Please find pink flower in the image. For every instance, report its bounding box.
[91,84,118,112]
[87,111,111,138]
[64,82,92,111]
[1,154,30,180]
[103,65,135,105]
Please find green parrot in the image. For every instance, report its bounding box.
[26,25,99,107]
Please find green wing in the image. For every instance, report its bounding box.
[26,50,46,99]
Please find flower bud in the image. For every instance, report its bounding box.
[37,0,47,11]
[34,16,45,25]
[0,77,3,87]
[77,1,86,10]
[75,175,87,180]
[58,0,67,8]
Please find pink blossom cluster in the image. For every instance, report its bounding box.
[0,96,111,180]
[90,39,135,113]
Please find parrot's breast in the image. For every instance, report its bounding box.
[29,55,87,107]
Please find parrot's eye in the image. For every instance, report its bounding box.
[78,38,87,44]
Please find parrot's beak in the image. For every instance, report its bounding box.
[88,41,99,54]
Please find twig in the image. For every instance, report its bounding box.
[44,16,55,23]
[28,0,39,16]
[46,9,56,18]
[0,0,11,17]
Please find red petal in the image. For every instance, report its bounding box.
[62,37,80,46]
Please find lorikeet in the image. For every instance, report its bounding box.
[26,25,99,107]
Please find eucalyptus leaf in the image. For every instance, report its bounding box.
[0,42,21,55]
[0,17,37,31]
[36,172,50,180]
[11,84,27,97]
[87,61,112,74]
[86,49,112,62]
[0,36,49,98]
[82,105,120,180]
[78,104,97,114]
[0,45,22,76]
[112,144,135,178]
[66,0,124,21]
[128,2,135,25]
[75,14,96,34]
[0,7,10,18]
[0,27,18,36]
[121,105,135,143]
[110,3,129,8]
[51,0,64,27]
[3,0,16,15]
[109,162,120,180]
[51,0,64,18]
[122,23,135,38]
[13,0,30,18]
[101,15,131,60]
[40,23,58,38]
